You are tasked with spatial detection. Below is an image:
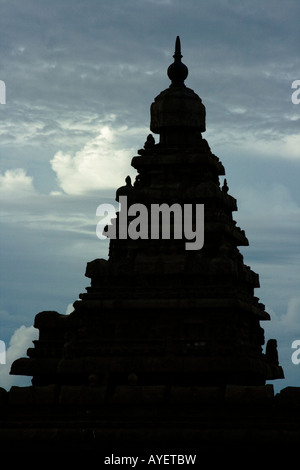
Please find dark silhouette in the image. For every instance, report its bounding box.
[0,37,299,458]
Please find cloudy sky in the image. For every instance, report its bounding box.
[0,0,299,392]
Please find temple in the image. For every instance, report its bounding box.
[1,37,300,456]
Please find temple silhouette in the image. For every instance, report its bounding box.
[1,37,300,456]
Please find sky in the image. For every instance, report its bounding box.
[0,0,300,393]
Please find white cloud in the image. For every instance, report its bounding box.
[50,125,139,195]
[285,134,300,159]
[0,168,36,197]
[65,303,74,315]
[212,131,300,162]
[0,325,38,391]
[249,135,300,161]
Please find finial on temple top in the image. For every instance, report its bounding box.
[167,36,188,87]
[174,36,182,60]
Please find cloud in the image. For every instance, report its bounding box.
[240,135,300,161]
[50,125,140,194]
[0,168,36,197]
[285,134,300,159]
[65,303,74,315]
[0,325,38,391]
[0,309,32,344]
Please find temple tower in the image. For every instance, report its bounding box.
[11,37,284,389]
